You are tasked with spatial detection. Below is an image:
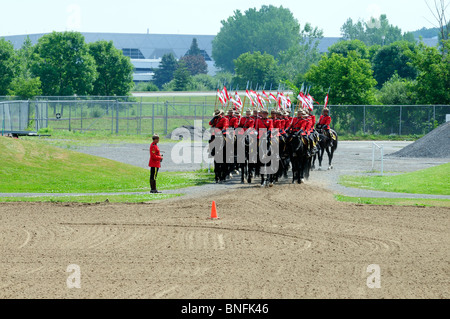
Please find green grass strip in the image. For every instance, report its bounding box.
[339,162,450,195]
[335,195,450,207]
[0,193,181,203]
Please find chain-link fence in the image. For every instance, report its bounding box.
[1,96,449,137]
[0,101,30,134]
[329,104,449,135]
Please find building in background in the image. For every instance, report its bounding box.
[3,32,219,83]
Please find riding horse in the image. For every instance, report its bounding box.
[258,130,276,187]
[286,131,309,184]
[237,130,257,184]
[312,128,338,170]
[208,131,228,183]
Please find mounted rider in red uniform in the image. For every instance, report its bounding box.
[316,107,334,146]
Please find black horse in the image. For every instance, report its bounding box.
[312,128,338,170]
[237,131,258,184]
[208,132,228,183]
[258,130,277,187]
[272,132,291,183]
[286,131,309,184]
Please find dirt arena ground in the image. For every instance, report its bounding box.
[0,182,448,299]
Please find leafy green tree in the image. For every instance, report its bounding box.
[7,77,42,99]
[31,31,97,96]
[305,52,377,134]
[0,38,16,95]
[233,51,281,89]
[327,39,369,59]
[305,51,377,105]
[88,40,134,96]
[405,39,450,104]
[371,41,418,88]
[278,23,323,81]
[8,36,43,99]
[173,61,191,91]
[14,36,34,78]
[341,15,414,46]
[377,74,415,105]
[188,74,216,91]
[153,53,178,89]
[212,5,301,72]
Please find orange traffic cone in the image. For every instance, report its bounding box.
[209,201,219,219]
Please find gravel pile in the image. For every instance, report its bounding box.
[390,121,450,158]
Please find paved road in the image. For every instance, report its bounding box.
[1,141,449,199]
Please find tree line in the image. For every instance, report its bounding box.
[153,5,449,107]
[0,4,448,108]
[0,31,135,98]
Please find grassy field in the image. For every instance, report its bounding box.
[0,137,213,194]
[335,195,450,207]
[339,162,450,195]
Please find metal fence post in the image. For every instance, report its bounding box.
[126,103,129,135]
[363,105,366,134]
[399,105,402,135]
[139,97,142,135]
[202,102,205,130]
[35,102,39,132]
[433,105,436,127]
[116,100,119,134]
[69,103,72,131]
[152,103,155,135]
[164,101,168,135]
[80,103,83,133]
[1,103,4,136]
[110,102,114,134]
[140,100,142,135]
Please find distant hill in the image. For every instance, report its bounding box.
[412,27,439,39]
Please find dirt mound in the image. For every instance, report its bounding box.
[390,121,450,158]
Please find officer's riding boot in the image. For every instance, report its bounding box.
[327,130,333,147]
[150,180,161,194]
[306,138,312,157]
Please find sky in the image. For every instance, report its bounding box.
[0,0,443,37]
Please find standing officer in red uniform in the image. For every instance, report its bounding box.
[149,134,163,193]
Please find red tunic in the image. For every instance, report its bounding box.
[256,118,273,138]
[226,115,239,128]
[288,118,309,135]
[238,116,255,131]
[209,116,229,135]
[149,142,163,168]
[318,115,331,129]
